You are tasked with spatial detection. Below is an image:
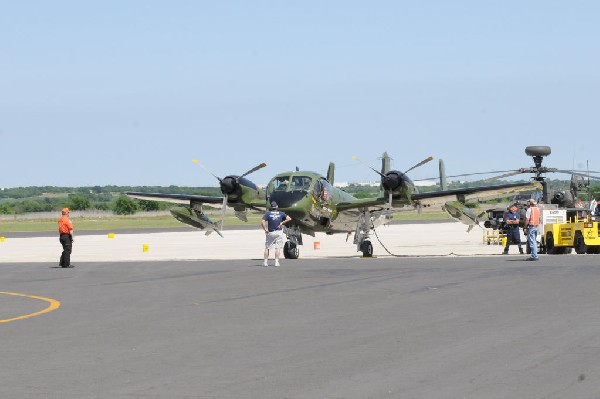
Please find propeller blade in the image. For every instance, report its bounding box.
[219,194,227,232]
[352,156,385,178]
[240,162,267,178]
[192,160,222,182]
[404,156,434,174]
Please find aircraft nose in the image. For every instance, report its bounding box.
[269,191,305,209]
[382,172,404,191]
[220,176,237,195]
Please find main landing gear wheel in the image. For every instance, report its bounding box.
[361,240,373,257]
[283,241,299,259]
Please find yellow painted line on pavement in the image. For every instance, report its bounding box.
[0,292,61,323]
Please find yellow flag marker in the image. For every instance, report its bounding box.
[142,244,149,252]
[107,233,115,239]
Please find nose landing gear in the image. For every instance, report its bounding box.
[360,240,373,257]
[354,212,374,257]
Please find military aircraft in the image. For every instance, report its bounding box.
[478,146,600,204]
[125,154,541,258]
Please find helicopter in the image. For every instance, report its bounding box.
[470,146,600,232]
[126,154,540,258]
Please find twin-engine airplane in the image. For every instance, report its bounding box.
[126,154,541,258]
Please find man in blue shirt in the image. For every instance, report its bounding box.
[261,201,292,266]
[503,204,524,255]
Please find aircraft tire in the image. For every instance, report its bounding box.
[361,241,373,257]
[283,241,299,259]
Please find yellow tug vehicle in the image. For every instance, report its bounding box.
[543,209,600,254]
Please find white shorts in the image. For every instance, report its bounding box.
[265,230,285,250]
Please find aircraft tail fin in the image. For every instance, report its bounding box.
[380,152,391,190]
[439,159,447,191]
[327,162,335,185]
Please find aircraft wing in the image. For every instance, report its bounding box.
[125,192,225,206]
[411,181,542,207]
[335,181,541,213]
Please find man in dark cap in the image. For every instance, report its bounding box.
[503,204,524,255]
[260,201,292,266]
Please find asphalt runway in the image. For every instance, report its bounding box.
[3,252,600,398]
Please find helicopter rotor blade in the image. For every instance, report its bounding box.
[414,169,518,182]
[555,169,600,179]
[481,170,524,183]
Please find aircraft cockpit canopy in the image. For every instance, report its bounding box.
[269,175,313,193]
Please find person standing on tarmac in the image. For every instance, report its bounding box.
[503,204,524,255]
[58,208,74,268]
[524,199,541,261]
[261,201,292,267]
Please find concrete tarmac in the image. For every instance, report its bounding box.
[0,222,519,263]
[3,223,599,398]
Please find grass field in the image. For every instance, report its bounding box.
[0,210,451,233]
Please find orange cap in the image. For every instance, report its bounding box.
[62,208,70,213]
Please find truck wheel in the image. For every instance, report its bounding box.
[546,232,562,255]
[574,232,587,254]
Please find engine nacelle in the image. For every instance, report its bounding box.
[220,175,260,204]
[382,170,415,201]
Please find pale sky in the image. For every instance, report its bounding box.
[2,1,599,188]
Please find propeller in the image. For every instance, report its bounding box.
[352,155,434,179]
[192,160,267,233]
[353,154,434,208]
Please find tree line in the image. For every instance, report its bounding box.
[1,180,593,216]
[0,186,221,215]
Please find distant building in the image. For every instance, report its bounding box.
[414,180,437,187]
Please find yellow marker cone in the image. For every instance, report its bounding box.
[108,233,115,239]
[142,244,149,252]
[0,236,5,242]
